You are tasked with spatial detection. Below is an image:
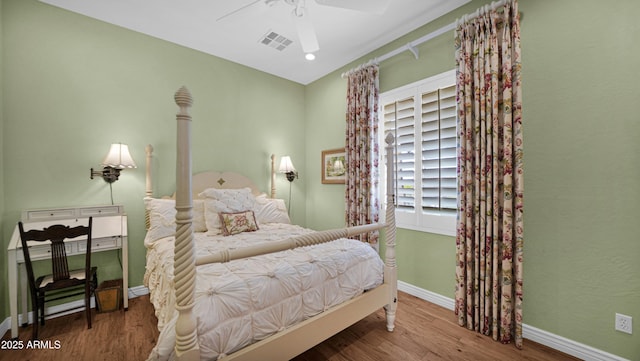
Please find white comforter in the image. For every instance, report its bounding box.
[144,223,384,360]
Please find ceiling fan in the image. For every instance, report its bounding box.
[217,0,390,58]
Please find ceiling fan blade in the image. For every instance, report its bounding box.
[314,0,390,15]
[216,0,263,21]
[292,7,319,53]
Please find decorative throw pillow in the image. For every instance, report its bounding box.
[219,210,259,236]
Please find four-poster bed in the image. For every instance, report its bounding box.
[143,86,398,360]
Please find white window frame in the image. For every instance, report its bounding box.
[379,69,457,236]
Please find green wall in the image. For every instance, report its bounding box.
[1,0,305,320]
[305,0,640,359]
[2,0,640,360]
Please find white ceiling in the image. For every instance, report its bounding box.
[39,0,470,85]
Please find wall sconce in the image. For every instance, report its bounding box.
[279,156,298,182]
[90,143,137,183]
[279,155,298,216]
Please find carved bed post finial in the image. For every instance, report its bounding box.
[383,132,398,332]
[175,86,193,112]
[173,86,199,361]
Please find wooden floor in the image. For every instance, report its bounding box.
[1,292,579,361]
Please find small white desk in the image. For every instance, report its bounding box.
[7,205,128,339]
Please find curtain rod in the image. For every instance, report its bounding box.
[341,0,509,79]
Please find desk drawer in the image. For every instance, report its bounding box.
[77,236,121,252]
[79,206,123,217]
[25,209,76,221]
[16,243,74,262]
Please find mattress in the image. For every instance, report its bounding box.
[144,223,384,360]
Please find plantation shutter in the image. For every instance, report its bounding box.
[421,84,457,211]
[383,96,416,211]
[439,85,458,210]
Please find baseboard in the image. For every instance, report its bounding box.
[127,285,150,299]
[398,280,455,310]
[397,281,629,361]
[522,324,629,361]
[0,317,11,339]
[0,285,150,339]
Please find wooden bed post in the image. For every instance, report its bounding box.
[145,144,154,198]
[383,132,398,332]
[144,144,154,230]
[270,154,276,198]
[173,86,199,361]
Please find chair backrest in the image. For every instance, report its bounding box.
[18,218,93,287]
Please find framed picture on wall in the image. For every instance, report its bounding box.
[321,148,346,184]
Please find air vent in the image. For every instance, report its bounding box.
[259,30,293,51]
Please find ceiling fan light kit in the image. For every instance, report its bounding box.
[219,0,390,59]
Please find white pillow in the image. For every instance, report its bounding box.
[192,199,207,232]
[145,198,175,243]
[254,194,291,224]
[199,188,257,235]
[144,198,207,243]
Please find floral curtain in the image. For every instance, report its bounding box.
[345,64,380,245]
[454,0,524,348]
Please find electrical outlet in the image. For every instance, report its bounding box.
[615,313,633,334]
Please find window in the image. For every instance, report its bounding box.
[379,70,457,236]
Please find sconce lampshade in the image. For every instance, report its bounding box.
[279,156,298,182]
[91,143,137,184]
[278,156,296,173]
[102,143,137,169]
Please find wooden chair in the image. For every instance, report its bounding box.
[18,217,97,340]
